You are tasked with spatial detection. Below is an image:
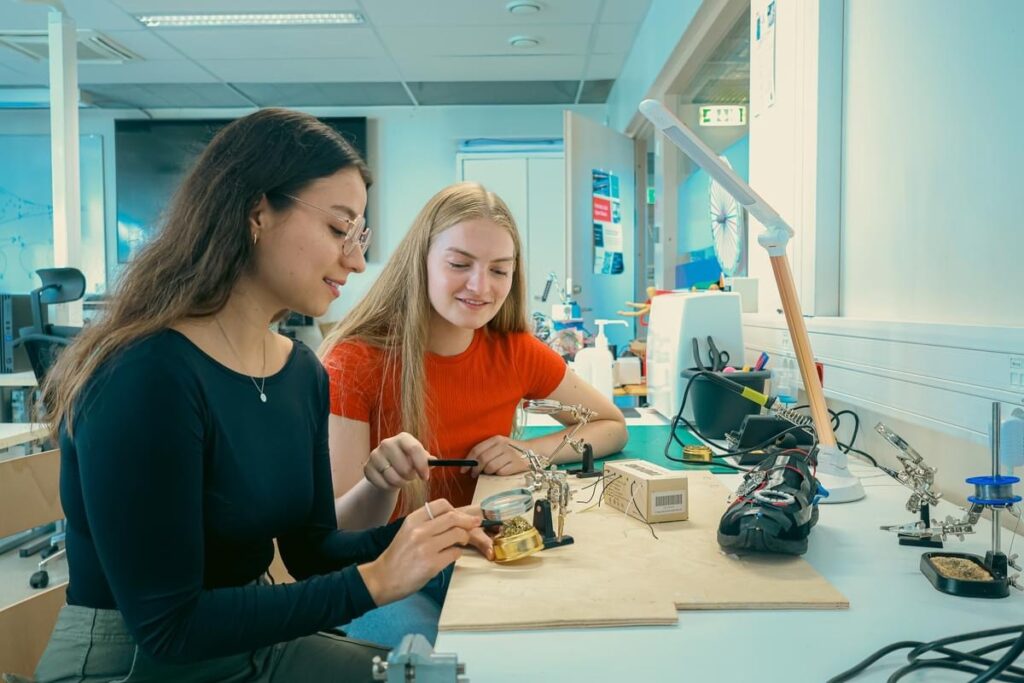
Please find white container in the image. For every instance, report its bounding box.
[645,291,744,420]
[613,356,642,387]
[574,319,626,400]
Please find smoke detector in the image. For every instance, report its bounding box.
[506,2,542,15]
[508,35,540,48]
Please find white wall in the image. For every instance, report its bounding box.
[605,0,703,133]
[745,0,1024,512]
[842,0,1024,326]
[0,103,604,321]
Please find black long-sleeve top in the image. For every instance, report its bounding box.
[59,330,401,663]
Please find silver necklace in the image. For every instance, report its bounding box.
[214,317,268,403]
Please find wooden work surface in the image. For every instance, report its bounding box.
[439,470,848,632]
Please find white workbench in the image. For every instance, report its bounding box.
[0,423,48,452]
[437,454,1023,682]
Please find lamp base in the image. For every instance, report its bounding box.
[815,444,866,504]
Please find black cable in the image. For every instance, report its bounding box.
[829,625,1024,683]
[827,641,927,682]
[833,409,860,453]
[575,473,619,506]
[792,403,879,467]
[628,481,659,540]
[844,445,879,468]
[663,370,818,471]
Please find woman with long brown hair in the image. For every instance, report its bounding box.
[34,110,486,683]
[321,181,628,645]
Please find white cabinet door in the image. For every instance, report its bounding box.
[525,157,566,304]
[458,154,564,301]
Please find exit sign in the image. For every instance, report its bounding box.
[699,105,747,127]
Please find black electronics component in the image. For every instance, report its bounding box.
[718,450,822,555]
[0,294,33,373]
[733,415,815,465]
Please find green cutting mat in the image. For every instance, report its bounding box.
[521,424,735,474]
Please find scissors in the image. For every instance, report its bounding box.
[691,336,730,372]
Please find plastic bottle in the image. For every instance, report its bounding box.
[772,355,799,405]
[574,319,627,400]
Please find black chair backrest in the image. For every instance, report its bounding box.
[15,268,86,384]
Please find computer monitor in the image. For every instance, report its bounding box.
[1,294,33,373]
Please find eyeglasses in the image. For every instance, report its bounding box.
[281,193,371,255]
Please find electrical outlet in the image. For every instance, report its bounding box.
[1012,357,1024,389]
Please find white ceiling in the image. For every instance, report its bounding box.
[0,0,652,107]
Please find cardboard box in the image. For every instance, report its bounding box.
[603,460,688,523]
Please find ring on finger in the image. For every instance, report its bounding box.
[379,462,393,473]
[424,501,435,520]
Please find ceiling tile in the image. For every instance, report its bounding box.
[378,24,591,57]
[83,82,253,108]
[202,57,400,83]
[577,79,613,103]
[233,82,411,107]
[599,0,652,24]
[409,80,578,106]
[0,58,47,83]
[153,26,385,60]
[584,52,626,79]
[78,59,217,84]
[397,55,585,82]
[101,29,182,60]
[0,44,39,70]
[592,23,640,54]
[362,0,602,27]
[1,0,143,32]
[0,63,34,86]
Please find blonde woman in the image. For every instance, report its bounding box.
[34,111,485,683]
[321,182,628,645]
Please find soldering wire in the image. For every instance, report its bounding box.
[627,481,659,540]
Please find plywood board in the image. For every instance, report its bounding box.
[0,583,66,677]
[0,449,62,539]
[439,471,847,632]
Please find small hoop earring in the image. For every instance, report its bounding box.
[252,233,259,246]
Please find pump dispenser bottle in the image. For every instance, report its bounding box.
[573,319,627,400]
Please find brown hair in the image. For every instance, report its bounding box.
[44,108,371,437]
[320,182,528,511]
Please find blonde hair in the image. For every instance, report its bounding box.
[320,182,529,511]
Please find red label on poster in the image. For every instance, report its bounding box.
[592,197,611,222]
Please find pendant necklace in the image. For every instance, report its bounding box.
[215,317,268,403]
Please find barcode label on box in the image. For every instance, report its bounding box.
[652,491,686,514]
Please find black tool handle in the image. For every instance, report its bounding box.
[427,459,479,467]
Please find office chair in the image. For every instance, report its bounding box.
[8,269,85,602]
[14,268,86,385]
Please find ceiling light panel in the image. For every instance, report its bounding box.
[136,12,364,28]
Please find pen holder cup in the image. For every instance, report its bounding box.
[681,368,771,439]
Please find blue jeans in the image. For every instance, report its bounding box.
[342,565,453,647]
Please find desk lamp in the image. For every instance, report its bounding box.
[639,99,864,503]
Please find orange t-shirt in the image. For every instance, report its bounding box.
[324,329,567,508]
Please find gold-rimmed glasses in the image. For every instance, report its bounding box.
[282,193,370,255]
